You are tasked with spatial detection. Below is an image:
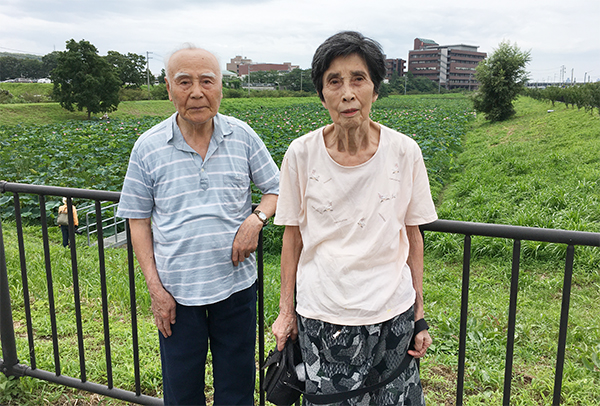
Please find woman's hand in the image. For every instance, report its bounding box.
[272,311,298,351]
[408,329,432,358]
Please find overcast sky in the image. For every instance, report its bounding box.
[1,0,599,83]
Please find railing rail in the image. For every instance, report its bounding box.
[77,201,126,247]
[2,181,599,405]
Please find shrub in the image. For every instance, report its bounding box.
[472,41,531,122]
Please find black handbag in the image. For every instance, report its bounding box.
[262,339,413,405]
[262,338,305,405]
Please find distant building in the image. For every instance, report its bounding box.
[237,63,298,76]
[385,58,405,79]
[226,56,298,76]
[408,38,487,90]
[226,56,253,75]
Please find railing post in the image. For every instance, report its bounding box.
[257,227,265,406]
[456,234,471,406]
[503,239,521,405]
[553,244,575,406]
[0,211,22,377]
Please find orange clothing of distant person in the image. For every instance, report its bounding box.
[58,204,79,226]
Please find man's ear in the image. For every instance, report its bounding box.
[165,78,173,102]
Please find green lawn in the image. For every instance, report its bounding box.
[1,96,599,405]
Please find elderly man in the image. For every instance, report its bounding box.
[117,45,279,405]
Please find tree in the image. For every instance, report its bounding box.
[51,39,121,119]
[389,72,405,94]
[105,51,147,87]
[280,68,315,93]
[0,56,20,81]
[157,68,166,84]
[472,40,531,122]
[42,51,60,77]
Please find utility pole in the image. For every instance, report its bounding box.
[571,68,574,85]
[146,51,153,99]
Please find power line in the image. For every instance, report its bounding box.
[0,46,44,56]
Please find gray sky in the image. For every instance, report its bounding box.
[1,0,599,83]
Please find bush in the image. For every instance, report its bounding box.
[0,88,13,103]
[472,41,531,122]
[150,84,169,100]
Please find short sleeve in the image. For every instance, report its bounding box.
[274,147,303,226]
[404,147,438,226]
[116,148,155,219]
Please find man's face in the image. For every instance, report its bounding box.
[165,49,223,128]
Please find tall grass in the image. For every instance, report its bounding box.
[421,96,600,405]
[1,96,599,405]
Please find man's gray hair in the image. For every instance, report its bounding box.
[164,43,222,81]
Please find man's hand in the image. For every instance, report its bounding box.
[150,286,177,338]
[408,329,432,358]
[272,311,298,351]
[231,214,263,266]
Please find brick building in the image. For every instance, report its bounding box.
[226,56,298,76]
[385,58,406,79]
[408,38,486,90]
[226,55,252,75]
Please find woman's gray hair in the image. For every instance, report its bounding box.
[311,31,386,101]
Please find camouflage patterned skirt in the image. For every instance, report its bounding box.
[297,307,425,406]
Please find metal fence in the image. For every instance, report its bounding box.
[77,201,127,248]
[1,181,599,405]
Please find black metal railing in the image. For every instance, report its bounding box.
[1,181,599,405]
[420,220,599,405]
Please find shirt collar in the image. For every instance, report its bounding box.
[166,112,232,152]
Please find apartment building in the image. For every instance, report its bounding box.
[385,58,406,79]
[408,38,486,90]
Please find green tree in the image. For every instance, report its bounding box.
[248,69,280,86]
[389,72,405,94]
[157,68,166,84]
[280,68,315,93]
[42,51,60,77]
[0,56,20,81]
[472,40,531,122]
[51,39,121,119]
[105,51,147,87]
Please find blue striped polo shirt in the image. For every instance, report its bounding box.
[117,113,280,306]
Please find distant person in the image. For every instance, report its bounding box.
[57,197,78,248]
[272,31,438,405]
[117,44,279,405]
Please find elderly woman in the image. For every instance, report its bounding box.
[272,31,438,405]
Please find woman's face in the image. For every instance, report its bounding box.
[321,53,378,131]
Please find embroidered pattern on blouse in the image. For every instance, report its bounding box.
[378,193,397,203]
[312,201,333,215]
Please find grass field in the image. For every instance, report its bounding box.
[1,95,599,405]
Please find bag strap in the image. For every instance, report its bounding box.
[302,353,414,404]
